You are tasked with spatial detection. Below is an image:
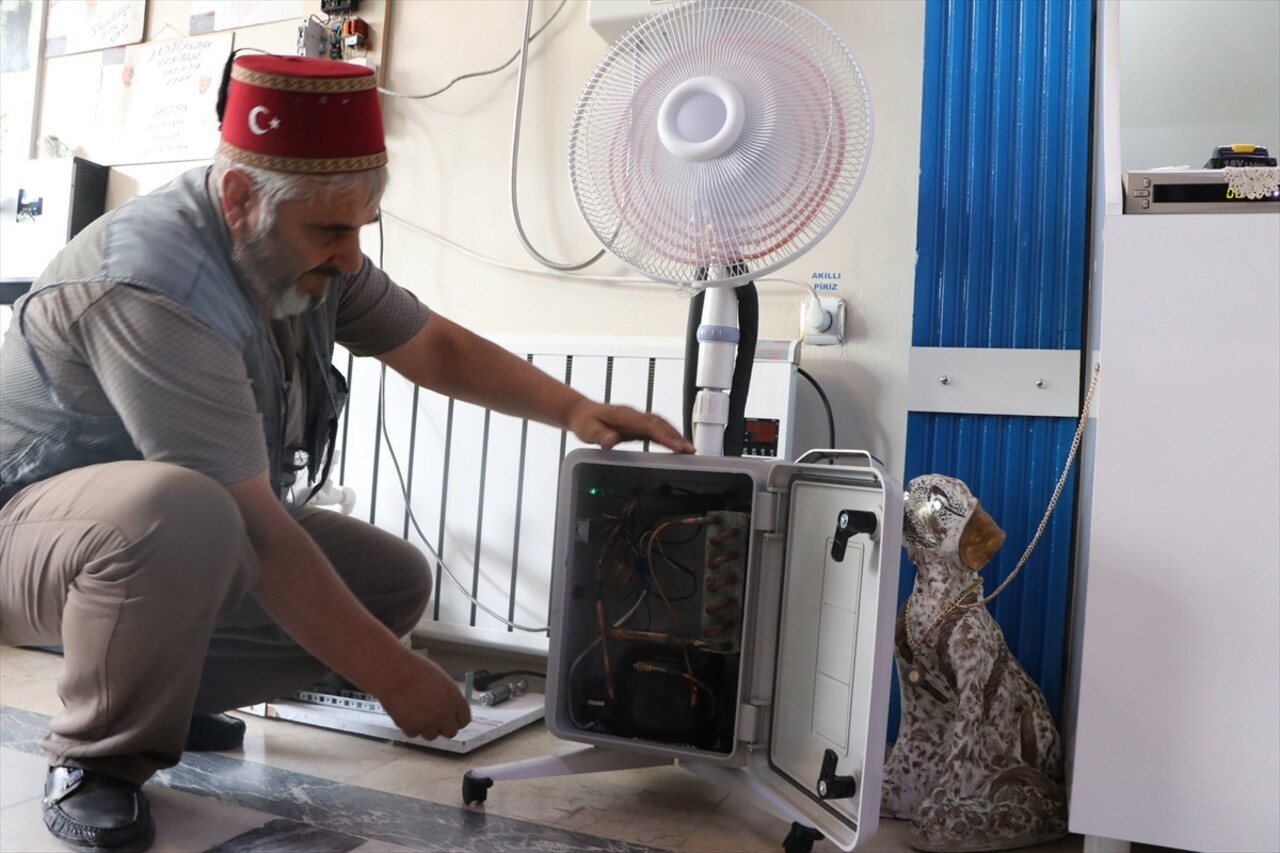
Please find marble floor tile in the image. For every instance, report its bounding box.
[233,713,408,784]
[361,756,729,851]
[348,840,422,853]
[1,645,1096,853]
[0,745,43,811]
[205,818,366,852]
[0,648,64,717]
[0,746,276,853]
[3,710,667,853]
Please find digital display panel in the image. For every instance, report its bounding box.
[742,418,779,457]
[1152,184,1280,204]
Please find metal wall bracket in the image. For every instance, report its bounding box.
[907,347,1082,417]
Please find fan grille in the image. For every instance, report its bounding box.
[569,0,872,287]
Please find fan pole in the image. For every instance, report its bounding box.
[692,285,739,456]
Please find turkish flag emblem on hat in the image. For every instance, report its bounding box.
[219,54,386,174]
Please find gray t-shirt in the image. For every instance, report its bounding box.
[19,264,427,486]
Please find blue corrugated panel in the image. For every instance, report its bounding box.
[894,0,1093,737]
[914,0,1090,350]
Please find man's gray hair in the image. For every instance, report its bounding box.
[211,151,388,229]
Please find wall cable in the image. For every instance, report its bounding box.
[509,0,604,272]
[378,0,569,99]
[379,209,823,302]
[373,212,549,634]
[797,366,836,450]
[377,368,551,634]
[361,0,833,624]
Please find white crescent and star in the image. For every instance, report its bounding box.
[247,106,282,136]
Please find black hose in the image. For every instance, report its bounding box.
[682,285,706,443]
[797,366,836,450]
[723,280,757,457]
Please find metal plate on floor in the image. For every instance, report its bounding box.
[240,687,545,754]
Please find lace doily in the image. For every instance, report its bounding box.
[1222,166,1280,200]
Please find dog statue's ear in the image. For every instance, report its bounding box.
[959,501,1005,570]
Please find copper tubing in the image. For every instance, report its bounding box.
[709,527,740,547]
[605,627,683,645]
[706,573,738,593]
[704,620,736,638]
[708,551,739,570]
[704,596,738,616]
[605,626,732,652]
[595,599,615,700]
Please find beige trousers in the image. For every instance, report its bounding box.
[0,461,431,784]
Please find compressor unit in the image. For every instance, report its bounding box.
[465,448,901,852]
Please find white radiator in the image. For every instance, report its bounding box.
[333,336,798,655]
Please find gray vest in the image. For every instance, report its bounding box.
[0,168,347,498]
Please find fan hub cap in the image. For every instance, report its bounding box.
[657,76,745,162]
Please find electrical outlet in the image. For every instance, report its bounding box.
[801,297,845,346]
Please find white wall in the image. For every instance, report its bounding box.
[1119,0,1280,170]
[376,0,925,477]
[20,0,925,479]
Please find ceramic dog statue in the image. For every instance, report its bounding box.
[881,474,1067,852]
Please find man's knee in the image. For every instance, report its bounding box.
[90,462,254,597]
[292,509,432,637]
[380,537,431,636]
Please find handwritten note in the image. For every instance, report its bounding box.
[189,0,304,35]
[96,32,233,164]
[45,0,145,58]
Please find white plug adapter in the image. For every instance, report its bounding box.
[801,297,845,346]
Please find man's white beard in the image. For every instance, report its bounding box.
[272,283,323,319]
[234,223,328,319]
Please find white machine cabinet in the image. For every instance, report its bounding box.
[466,448,901,852]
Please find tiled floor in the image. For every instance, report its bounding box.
[0,644,1092,853]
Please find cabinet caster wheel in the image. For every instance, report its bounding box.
[782,821,823,853]
[462,771,493,805]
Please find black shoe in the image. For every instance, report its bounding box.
[43,766,154,852]
[184,712,246,752]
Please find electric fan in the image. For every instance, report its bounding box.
[568,0,872,456]
[465,6,900,852]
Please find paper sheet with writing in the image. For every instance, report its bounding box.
[189,0,305,35]
[95,32,234,164]
[45,0,145,57]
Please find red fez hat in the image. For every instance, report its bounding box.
[219,54,386,174]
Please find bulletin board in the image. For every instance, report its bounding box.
[45,0,145,57]
[189,0,304,36]
[34,0,389,166]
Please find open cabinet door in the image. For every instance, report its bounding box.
[749,454,902,850]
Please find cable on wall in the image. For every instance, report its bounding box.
[377,368,551,634]
[509,0,605,272]
[352,0,836,621]
[797,367,836,450]
[379,209,826,305]
[378,0,568,99]
[372,205,550,633]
